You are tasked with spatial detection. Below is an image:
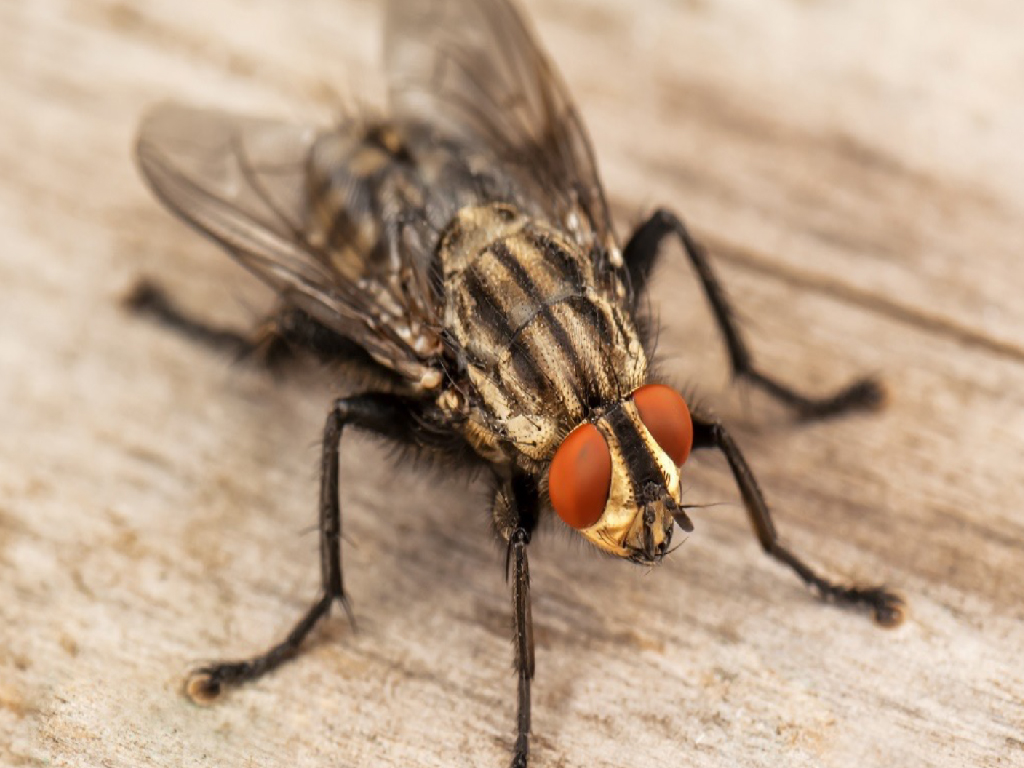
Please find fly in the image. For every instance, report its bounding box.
[129,0,904,765]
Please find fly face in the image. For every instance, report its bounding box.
[548,385,694,564]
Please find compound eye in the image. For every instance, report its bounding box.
[548,423,612,530]
[633,384,693,466]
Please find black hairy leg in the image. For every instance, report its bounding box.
[185,393,416,702]
[690,413,904,627]
[623,210,884,421]
[124,278,365,370]
[125,279,292,369]
[493,475,540,768]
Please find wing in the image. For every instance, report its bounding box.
[385,0,621,272]
[135,103,443,388]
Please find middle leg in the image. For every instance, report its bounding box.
[623,209,883,420]
[186,392,417,702]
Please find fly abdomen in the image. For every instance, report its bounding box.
[440,203,647,462]
[305,122,431,287]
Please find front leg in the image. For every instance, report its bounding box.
[690,412,904,627]
[623,209,883,421]
[186,392,415,702]
[493,475,540,768]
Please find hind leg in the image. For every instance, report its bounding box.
[125,278,361,369]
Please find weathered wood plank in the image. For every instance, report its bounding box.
[2,1,1021,767]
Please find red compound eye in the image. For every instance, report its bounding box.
[633,384,693,466]
[548,423,612,530]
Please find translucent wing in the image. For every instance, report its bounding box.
[135,103,443,387]
[385,0,619,264]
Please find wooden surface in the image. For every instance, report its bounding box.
[2,1,1023,766]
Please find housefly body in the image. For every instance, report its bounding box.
[130,0,904,764]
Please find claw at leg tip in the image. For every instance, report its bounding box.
[184,671,222,705]
[874,597,906,629]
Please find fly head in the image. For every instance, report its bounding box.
[548,384,694,565]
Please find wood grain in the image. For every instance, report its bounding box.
[2,1,1022,766]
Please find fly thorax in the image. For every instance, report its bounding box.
[439,203,647,463]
